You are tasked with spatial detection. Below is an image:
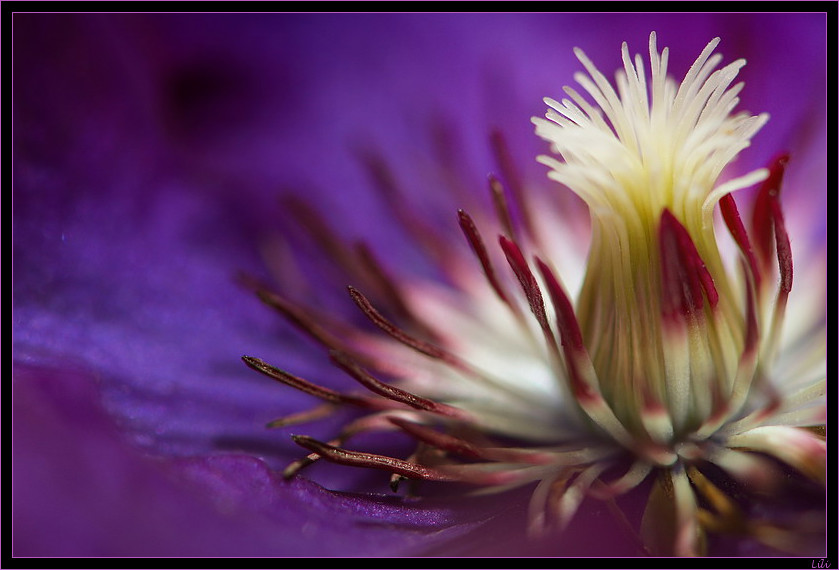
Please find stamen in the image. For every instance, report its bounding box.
[488,174,517,240]
[535,258,650,456]
[347,285,457,361]
[349,285,554,406]
[658,209,719,321]
[283,413,405,479]
[441,463,549,487]
[751,153,790,270]
[528,470,575,537]
[764,197,794,351]
[280,195,359,280]
[457,209,514,306]
[554,462,610,530]
[389,417,579,465]
[656,212,718,432]
[353,242,441,342]
[266,402,335,428]
[388,417,484,459]
[490,129,536,240]
[695,261,760,438]
[241,356,369,407]
[719,193,762,288]
[535,256,603,400]
[282,447,331,479]
[705,448,779,494]
[533,258,582,351]
[726,425,826,484]
[742,382,783,426]
[252,288,355,354]
[771,197,793,295]
[686,466,744,530]
[749,154,794,368]
[639,386,675,444]
[291,435,456,482]
[254,285,437,377]
[589,460,652,499]
[671,466,701,557]
[356,149,456,275]
[328,350,469,420]
[498,236,557,350]
[242,33,824,555]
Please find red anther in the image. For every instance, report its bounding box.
[458,209,511,305]
[488,174,517,240]
[291,436,455,482]
[742,263,759,353]
[354,242,441,342]
[499,236,550,332]
[770,198,793,295]
[347,286,448,360]
[719,193,762,289]
[281,195,354,267]
[355,149,453,271]
[751,153,790,269]
[255,289,342,349]
[266,403,335,429]
[491,129,536,239]
[658,209,719,321]
[241,356,369,408]
[346,285,517,389]
[388,418,484,459]
[535,258,600,402]
[390,417,557,465]
[535,258,584,352]
[329,350,466,419]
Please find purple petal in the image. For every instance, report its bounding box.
[13,363,507,556]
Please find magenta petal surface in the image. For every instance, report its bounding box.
[13,364,500,557]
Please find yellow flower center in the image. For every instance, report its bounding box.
[533,33,770,440]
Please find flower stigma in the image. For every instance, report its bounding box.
[242,32,826,556]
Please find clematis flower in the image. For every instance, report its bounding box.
[242,31,827,557]
[13,13,826,557]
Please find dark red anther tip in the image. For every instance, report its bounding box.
[458,209,511,305]
[749,153,793,294]
[347,285,449,360]
[490,130,535,239]
[499,236,559,354]
[535,258,584,352]
[771,199,793,295]
[658,209,719,321]
[720,193,762,289]
[499,235,545,322]
[742,267,760,352]
[752,153,790,268]
[498,234,521,261]
[534,257,603,402]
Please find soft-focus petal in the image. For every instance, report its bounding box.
[13,363,513,556]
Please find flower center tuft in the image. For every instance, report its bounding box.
[533,32,774,443]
